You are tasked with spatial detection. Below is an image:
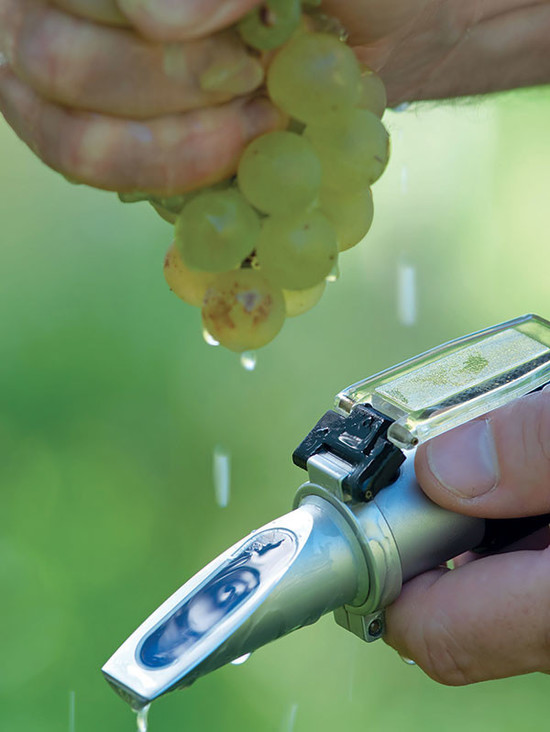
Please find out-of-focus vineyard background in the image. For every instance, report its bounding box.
[1,89,549,732]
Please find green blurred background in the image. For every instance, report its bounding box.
[1,90,550,732]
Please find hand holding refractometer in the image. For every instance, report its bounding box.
[103,314,550,708]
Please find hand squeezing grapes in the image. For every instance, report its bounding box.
[2,0,549,350]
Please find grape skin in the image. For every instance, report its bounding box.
[357,67,387,119]
[238,0,301,51]
[283,281,326,317]
[306,109,390,192]
[163,243,217,307]
[175,189,260,273]
[267,32,361,123]
[238,131,321,215]
[202,269,286,352]
[320,187,374,251]
[256,210,338,290]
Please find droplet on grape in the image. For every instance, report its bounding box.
[326,262,340,283]
[240,351,258,371]
[202,328,220,347]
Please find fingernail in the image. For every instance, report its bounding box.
[242,97,286,139]
[200,56,264,95]
[426,419,499,499]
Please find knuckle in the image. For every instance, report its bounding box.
[418,612,475,686]
[13,6,63,88]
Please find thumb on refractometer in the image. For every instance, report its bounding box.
[414,389,550,519]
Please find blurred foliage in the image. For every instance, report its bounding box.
[1,88,550,732]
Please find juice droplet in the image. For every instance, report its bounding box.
[202,327,220,347]
[326,262,340,283]
[213,446,231,508]
[400,165,409,195]
[284,703,299,732]
[135,704,151,732]
[397,262,417,326]
[231,653,251,666]
[68,691,75,732]
[240,351,257,371]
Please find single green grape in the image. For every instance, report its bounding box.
[283,281,326,317]
[357,66,387,118]
[163,243,217,307]
[306,109,390,192]
[238,0,301,51]
[202,269,286,352]
[256,210,338,290]
[238,131,322,215]
[267,32,361,123]
[175,189,260,273]
[320,187,374,251]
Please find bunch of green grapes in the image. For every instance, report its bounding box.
[119,1,390,353]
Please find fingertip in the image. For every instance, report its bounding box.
[385,549,550,685]
[384,568,445,656]
[117,0,261,42]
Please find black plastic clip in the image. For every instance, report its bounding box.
[293,404,405,502]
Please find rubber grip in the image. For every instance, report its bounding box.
[473,514,550,554]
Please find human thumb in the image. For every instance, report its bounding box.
[415,389,550,519]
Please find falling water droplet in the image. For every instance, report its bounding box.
[326,262,340,283]
[347,643,360,702]
[400,165,409,195]
[135,705,151,732]
[202,327,220,347]
[68,691,75,732]
[231,653,252,666]
[397,262,417,326]
[240,351,257,372]
[282,703,299,732]
[392,102,411,113]
[213,445,231,508]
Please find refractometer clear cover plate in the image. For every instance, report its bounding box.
[336,314,550,449]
